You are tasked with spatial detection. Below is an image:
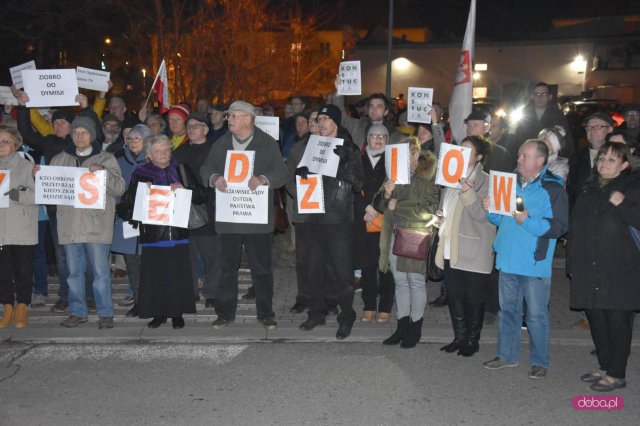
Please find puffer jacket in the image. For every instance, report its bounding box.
[0,152,38,245]
[50,141,125,245]
[375,150,440,274]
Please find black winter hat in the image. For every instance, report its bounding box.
[317,104,341,126]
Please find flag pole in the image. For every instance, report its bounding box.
[144,59,164,108]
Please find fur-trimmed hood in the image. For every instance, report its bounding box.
[414,149,437,180]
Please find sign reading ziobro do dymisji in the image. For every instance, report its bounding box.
[489,171,517,216]
[435,143,471,189]
[35,165,106,209]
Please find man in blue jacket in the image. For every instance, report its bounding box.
[481,139,568,379]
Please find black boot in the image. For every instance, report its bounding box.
[458,303,485,357]
[441,298,467,352]
[401,318,423,348]
[429,286,448,307]
[383,316,410,345]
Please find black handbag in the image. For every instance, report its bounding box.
[179,165,209,230]
[426,230,444,282]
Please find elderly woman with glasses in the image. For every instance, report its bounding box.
[353,124,395,323]
[0,125,38,329]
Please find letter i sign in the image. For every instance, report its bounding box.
[296,175,324,214]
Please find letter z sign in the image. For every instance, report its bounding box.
[296,175,324,214]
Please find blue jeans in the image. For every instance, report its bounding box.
[497,272,551,368]
[64,243,113,317]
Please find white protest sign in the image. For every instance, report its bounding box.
[73,170,106,210]
[407,87,434,123]
[297,134,343,178]
[435,143,471,189]
[131,183,192,228]
[337,61,361,96]
[122,221,140,239]
[223,150,255,187]
[0,87,19,106]
[254,116,280,141]
[35,166,77,206]
[385,143,410,184]
[296,175,325,214]
[0,170,10,208]
[10,60,36,89]
[489,171,517,216]
[215,186,269,224]
[76,67,110,92]
[22,69,79,108]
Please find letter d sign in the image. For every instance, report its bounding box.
[224,150,255,187]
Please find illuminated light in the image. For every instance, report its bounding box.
[142,68,147,78]
[570,54,587,73]
[473,87,487,98]
[473,72,481,81]
[495,109,507,118]
[474,63,487,71]
[125,61,129,65]
[104,37,111,45]
[392,57,412,72]
[176,52,182,58]
[510,106,525,124]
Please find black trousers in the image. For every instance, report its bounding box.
[0,245,35,305]
[443,261,490,305]
[294,223,312,305]
[217,233,275,321]
[301,222,356,326]
[361,265,395,313]
[585,308,634,379]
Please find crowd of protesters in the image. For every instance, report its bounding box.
[0,76,639,393]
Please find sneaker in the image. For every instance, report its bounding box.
[60,315,88,328]
[211,317,230,329]
[51,298,68,313]
[87,299,97,313]
[528,366,547,379]
[483,357,519,370]
[31,293,47,308]
[98,316,114,329]
[118,295,135,307]
[260,318,278,330]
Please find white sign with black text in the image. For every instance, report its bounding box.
[297,134,343,178]
[337,61,362,96]
[22,69,79,108]
[76,67,110,92]
[407,87,434,123]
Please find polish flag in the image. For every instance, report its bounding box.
[448,0,476,144]
[151,59,170,113]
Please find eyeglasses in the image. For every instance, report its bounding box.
[368,134,388,141]
[186,124,207,130]
[625,111,639,118]
[585,125,611,131]
[103,123,120,130]
[533,92,549,97]
[597,156,622,164]
[224,113,249,120]
[0,139,15,146]
[125,136,143,144]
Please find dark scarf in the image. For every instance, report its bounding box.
[134,157,181,185]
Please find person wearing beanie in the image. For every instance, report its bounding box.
[200,99,287,331]
[49,113,126,329]
[353,123,395,324]
[207,104,228,143]
[290,104,364,340]
[101,113,123,153]
[620,103,640,147]
[168,103,191,150]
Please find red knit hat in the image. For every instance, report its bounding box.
[168,103,190,122]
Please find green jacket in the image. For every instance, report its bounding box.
[374,151,439,274]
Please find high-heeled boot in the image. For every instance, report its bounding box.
[458,303,485,357]
[441,299,467,352]
[14,303,28,329]
[383,316,410,345]
[0,304,14,329]
[400,318,423,348]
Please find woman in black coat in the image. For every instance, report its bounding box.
[353,124,394,323]
[568,141,640,392]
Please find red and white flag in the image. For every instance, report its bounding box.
[151,59,169,113]
[448,0,476,144]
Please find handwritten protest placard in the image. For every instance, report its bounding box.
[22,69,79,108]
[223,150,255,187]
[435,143,471,189]
[215,186,269,224]
[0,170,10,208]
[131,183,191,228]
[296,175,325,214]
[385,143,410,184]
[297,134,343,178]
[254,116,279,141]
[35,166,106,209]
[10,60,36,89]
[337,61,361,96]
[76,67,110,92]
[407,87,434,123]
[489,171,517,216]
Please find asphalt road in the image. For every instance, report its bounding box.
[0,341,637,425]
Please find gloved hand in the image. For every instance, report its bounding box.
[7,188,20,202]
[295,166,309,180]
[333,145,348,160]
